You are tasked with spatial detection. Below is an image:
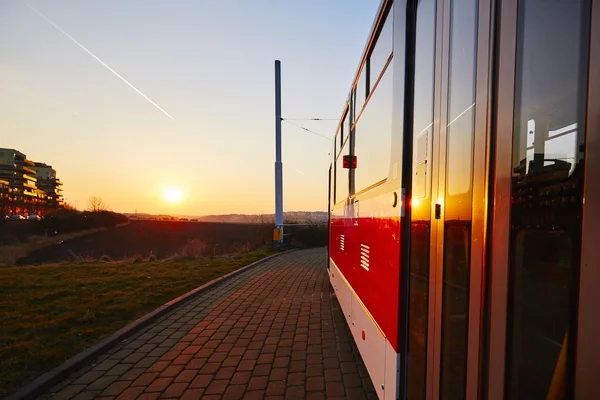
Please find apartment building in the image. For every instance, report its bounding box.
[0,148,63,217]
[33,162,63,209]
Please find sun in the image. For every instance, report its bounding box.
[163,187,183,203]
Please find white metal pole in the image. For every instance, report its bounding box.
[275,60,283,242]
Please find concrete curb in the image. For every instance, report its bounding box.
[5,249,297,400]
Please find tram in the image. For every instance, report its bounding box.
[327,0,599,399]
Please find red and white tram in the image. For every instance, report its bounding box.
[327,0,600,398]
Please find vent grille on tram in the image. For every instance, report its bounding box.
[360,244,370,271]
[340,235,345,251]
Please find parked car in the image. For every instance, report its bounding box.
[28,215,42,221]
[10,215,25,220]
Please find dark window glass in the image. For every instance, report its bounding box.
[332,138,337,203]
[506,1,590,398]
[369,9,393,86]
[355,67,367,117]
[341,111,348,146]
[408,0,436,398]
[336,141,349,203]
[439,0,477,398]
[345,106,352,141]
[353,61,394,193]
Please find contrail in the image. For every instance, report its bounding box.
[23,1,175,120]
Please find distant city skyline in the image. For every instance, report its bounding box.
[0,0,380,215]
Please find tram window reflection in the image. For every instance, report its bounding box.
[506,0,591,398]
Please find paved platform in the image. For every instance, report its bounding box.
[39,248,377,400]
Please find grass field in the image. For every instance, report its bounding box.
[0,249,275,397]
[17,220,273,265]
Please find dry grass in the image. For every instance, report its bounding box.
[0,223,129,267]
[0,248,276,396]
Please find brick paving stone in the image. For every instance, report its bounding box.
[247,376,269,391]
[252,363,271,376]
[190,373,213,388]
[269,367,288,381]
[307,376,325,391]
[51,385,87,400]
[135,392,160,400]
[147,360,170,373]
[205,379,229,395]
[266,381,286,396]
[131,372,159,387]
[180,388,205,399]
[160,382,188,398]
[305,391,326,400]
[145,377,172,392]
[223,384,247,400]
[326,381,346,397]
[118,367,146,381]
[289,360,306,373]
[343,372,364,388]
[35,249,376,400]
[101,380,131,396]
[72,370,104,385]
[105,364,132,376]
[71,390,102,400]
[185,357,207,370]
[174,369,197,383]
[231,371,252,385]
[199,362,221,374]
[171,353,194,366]
[115,386,145,400]
[87,375,118,391]
[243,390,266,399]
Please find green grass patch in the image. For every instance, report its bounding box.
[0,249,275,396]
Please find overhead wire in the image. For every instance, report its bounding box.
[282,117,338,121]
[281,118,334,141]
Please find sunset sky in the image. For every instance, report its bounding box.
[0,0,379,215]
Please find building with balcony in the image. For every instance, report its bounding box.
[0,178,11,218]
[33,162,63,208]
[0,148,64,216]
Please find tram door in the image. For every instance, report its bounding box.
[406,0,597,399]
[487,1,594,399]
[406,0,491,398]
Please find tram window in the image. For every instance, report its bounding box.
[355,68,367,117]
[336,142,349,203]
[407,0,436,398]
[353,61,394,193]
[345,106,352,139]
[369,9,393,86]
[445,2,477,197]
[440,0,477,397]
[341,111,348,146]
[506,1,590,398]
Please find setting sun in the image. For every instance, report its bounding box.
[163,187,183,203]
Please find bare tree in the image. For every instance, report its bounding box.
[88,196,107,212]
[62,201,78,211]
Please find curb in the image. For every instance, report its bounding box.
[5,249,297,400]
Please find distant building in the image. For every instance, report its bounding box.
[0,148,64,217]
[33,162,63,209]
[0,178,11,218]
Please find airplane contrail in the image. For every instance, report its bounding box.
[23,1,175,120]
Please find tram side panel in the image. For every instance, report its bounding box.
[329,188,402,400]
